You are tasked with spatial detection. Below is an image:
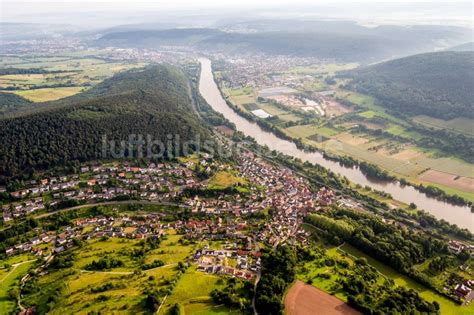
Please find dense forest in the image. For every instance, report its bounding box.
[0,65,210,183]
[0,68,70,75]
[342,51,474,119]
[305,208,449,271]
[255,246,297,314]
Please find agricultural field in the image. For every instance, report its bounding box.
[0,53,146,102]
[223,86,257,112]
[284,280,360,315]
[418,170,474,194]
[217,61,474,201]
[412,115,474,137]
[335,90,408,126]
[285,62,358,76]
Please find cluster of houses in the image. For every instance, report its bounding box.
[237,151,320,247]
[4,148,474,310]
[2,149,359,263]
[5,213,168,257]
[448,240,474,256]
[445,276,474,305]
[72,214,166,241]
[216,53,322,89]
[179,218,257,251]
[2,197,44,222]
[454,280,474,304]
[1,161,204,221]
[5,233,52,257]
[194,245,260,281]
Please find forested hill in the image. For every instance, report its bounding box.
[0,65,209,182]
[0,92,32,114]
[342,51,474,119]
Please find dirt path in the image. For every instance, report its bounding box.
[0,259,37,284]
[80,270,134,275]
[284,280,360,315]
[79,263,177,275]
[252,271,261,315]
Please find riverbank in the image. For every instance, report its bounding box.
[198,57,473,231]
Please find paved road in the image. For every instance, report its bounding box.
[34,200,188,219]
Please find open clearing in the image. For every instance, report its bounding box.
[335,133,369,146]
[161,269,232,314]
[207,171,246,190]
[388,148,424,161]
[413,115,474,137]
[11,87,85,102]
[285,280,360,315]
[418,170,474,193]
[325,100,352,117]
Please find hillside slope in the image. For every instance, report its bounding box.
[342,51,474,119]
[0,65,209,182]
[0,92,32,114]
[446,42,474,52]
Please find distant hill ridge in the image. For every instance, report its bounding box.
[341,51,474,119]
[446,42,474,52]
[97,23,472,62]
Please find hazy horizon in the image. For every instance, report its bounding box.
[1,0,473,28]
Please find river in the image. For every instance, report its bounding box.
[198,58,473,231]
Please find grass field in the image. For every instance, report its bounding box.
[161,269,232,314]
[19,228,233,314]
[413,115,474,137]
[178,154,200,165]
[286,63,358,75]
[418,170,474,194]
[0,255,36,314]
[336,90,407,126]
[10,87,85,102]
[145,234,197,264]
[208,171,247,190]
[284,124,340,140]
[417,181,474,203]
[357,110,376,118]
[224,86,304,123]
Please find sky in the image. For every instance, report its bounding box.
[1,0,472,27]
